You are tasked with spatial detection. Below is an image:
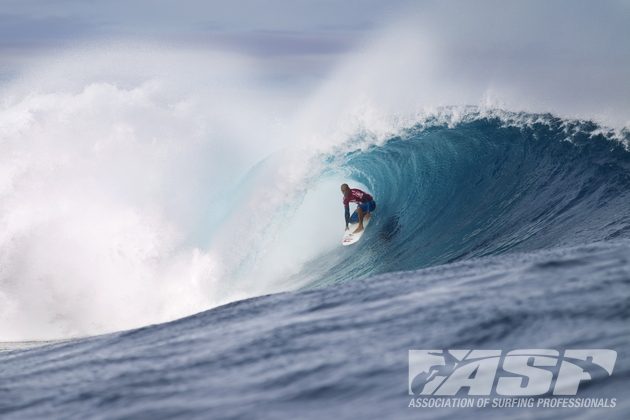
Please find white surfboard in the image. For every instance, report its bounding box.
[342,212,371,246]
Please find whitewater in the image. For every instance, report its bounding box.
[1,2,629,419]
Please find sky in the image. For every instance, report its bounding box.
[0,0,413,82]
[0,0,629,124]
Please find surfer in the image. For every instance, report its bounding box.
[341,183,376,234]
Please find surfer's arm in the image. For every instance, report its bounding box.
[344,204,350,229]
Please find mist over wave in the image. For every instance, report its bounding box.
[0,48,297,340]
[1,0,629,341]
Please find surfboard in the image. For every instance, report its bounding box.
[342,211,371,246]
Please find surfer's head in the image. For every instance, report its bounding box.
[340,183,350,196]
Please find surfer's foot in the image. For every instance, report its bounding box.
[353,225,364,234]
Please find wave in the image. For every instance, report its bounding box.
[4,237,629,418]
[296,111,630,287]
[1,45,629,342]
[1,84,629,342]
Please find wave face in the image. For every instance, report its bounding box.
[303,114,630,286]
[3,240,630,419]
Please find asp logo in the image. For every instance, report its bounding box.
[408,349,617,396]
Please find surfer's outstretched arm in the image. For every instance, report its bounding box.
[344,204,350,230]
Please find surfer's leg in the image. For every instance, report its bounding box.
[354,206,365,233]
[365,201,374,217]
[366,201,374,220]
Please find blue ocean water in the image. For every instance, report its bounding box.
[1,113,629,419]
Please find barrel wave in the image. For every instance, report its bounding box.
[304,112,630,287]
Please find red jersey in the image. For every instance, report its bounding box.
[343,188,373,206]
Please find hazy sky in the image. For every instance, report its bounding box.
[1,0,629,124]
[0,0,415,81]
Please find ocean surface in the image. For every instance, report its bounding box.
[1,113,630,419]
